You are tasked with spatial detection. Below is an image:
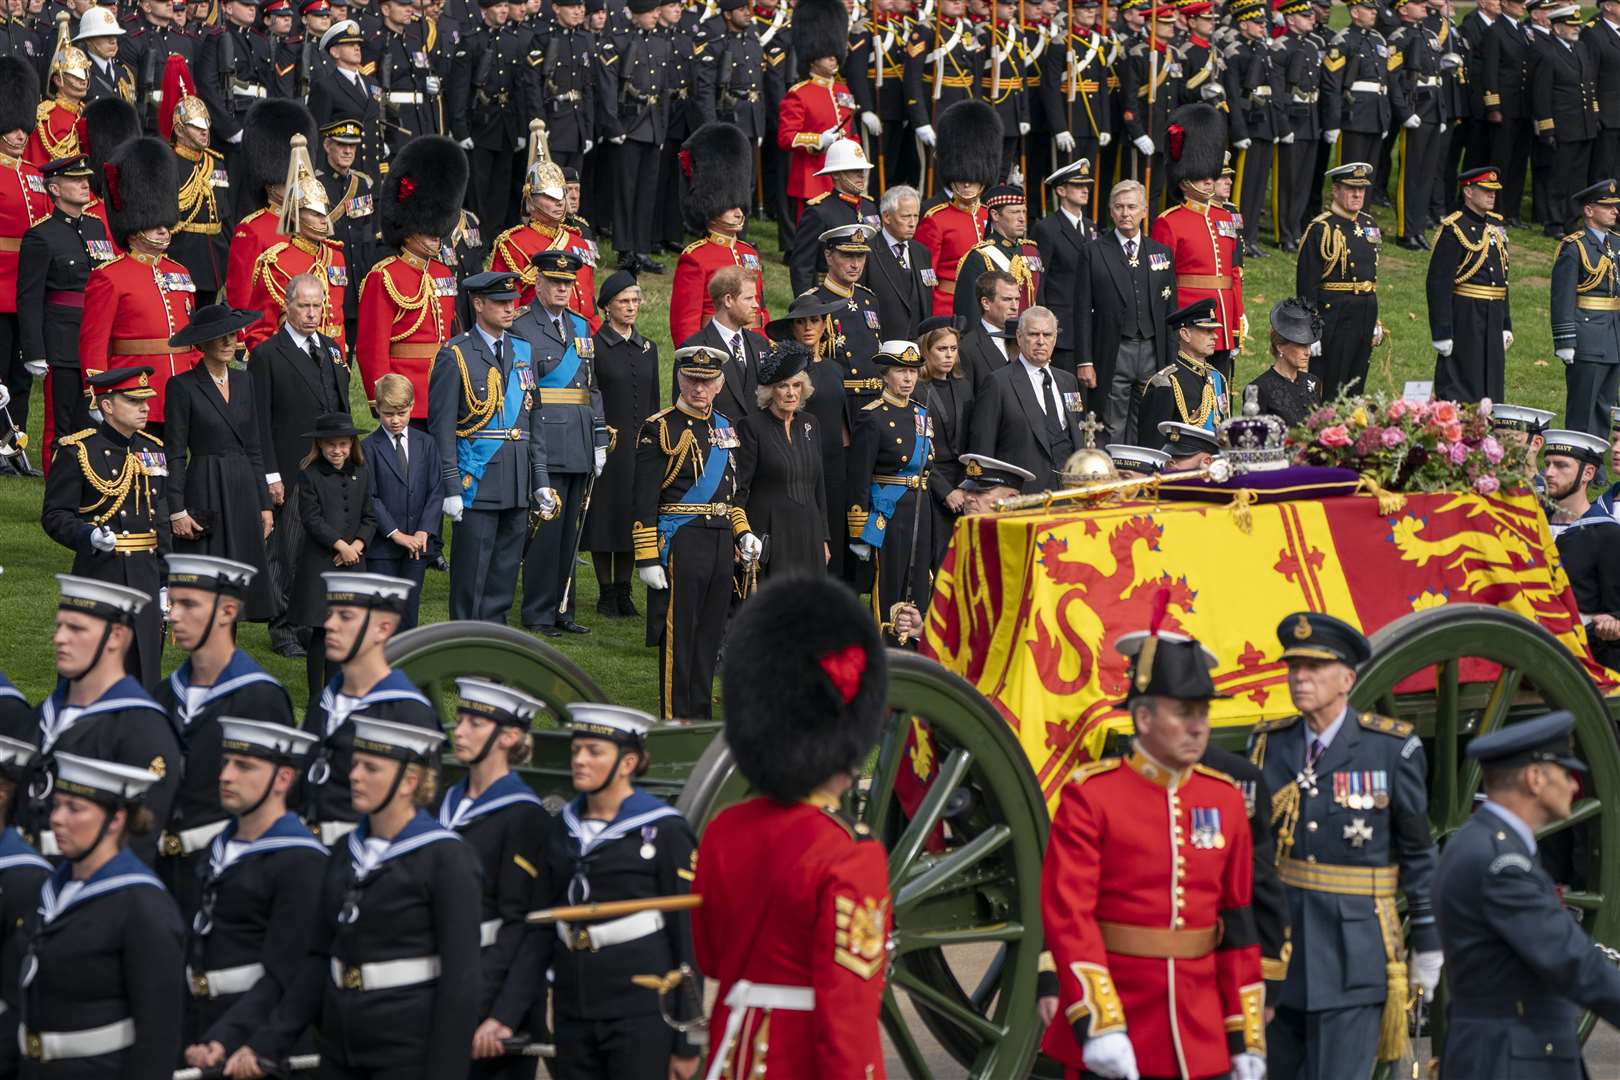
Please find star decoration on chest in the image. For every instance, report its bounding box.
[1343,818,1373,848]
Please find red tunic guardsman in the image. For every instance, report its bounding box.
[223,99,316,309]
[355,135,464,416]
[80,135,198,427]
[26,15,91,167]
[1,61,53,346]
[1150,103,1245,373]
[914,100,1000,316]
[670,122,769,345]
[691,577,891,1080]
[776,0,858,215]
[1040,614,1266,1080]
[485,122,598,325]
[243,133,347,351]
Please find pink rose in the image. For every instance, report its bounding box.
[1380,427,1406,448]
[1477,397,1494,419]
[1319,425,1353,448]
[1474,475,1500,495]
[1481,436,1504,464]
[1446,440,1470,465]
[1386,398,1411,421]
[1441,421,1464,444]
[1433,401,1460,424]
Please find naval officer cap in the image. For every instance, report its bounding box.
[1326,161,1375,187]
[219,717,320,763]
[819,223,877,253]
[319,18,363,49]
[874,340,924,368]
[350,714,446,763]
[959,453,1036,492]
[1107,443,1171,475]
[1542,428,1609,468]
[1491,403,1555,434]
[673,345,728,380]
[57,574,150,625]
[164,553,258,596]
[1045,159,1092,188]
[455,677,545,728]
[1467,711,1587,772]
[566,703,651,748]
[53,752,160,806]
[1275,611,1372,666]
[321,571,416,614]
[1158,421,1221,457]
[461,270,521,301]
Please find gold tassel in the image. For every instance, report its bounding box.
[1269,779,1301,863]
[1229,489,1256,534]
[1358,473,1407,515]
[1374,895,1411,1062]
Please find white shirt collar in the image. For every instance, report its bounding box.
[1061,207,1084,229]
[1307,705,1350,753]
[981,318,1007,359]
[1018,355,1065,427]
[285,326,314,352]
[475,324,504,354]
[880,226,904,252]
[1116,228,1140,249]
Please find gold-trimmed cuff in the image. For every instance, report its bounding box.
[1483,91,1501,106]
[1535,118,1555,132]
[632,521,659,562]
[1065,961,1127,1037]
[1039,950,1056,974]
[847,505,870,538]
[1227,981,1265,1053]
[728,506,752,537]
[792,132,823,150]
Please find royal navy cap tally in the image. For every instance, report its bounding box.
[85,366,157,398]
[350,714,446,762]
[532,249,585,280]
[1327,161,1375,187]
[54,752,159,804]
[1542,428,1609,466]
[673,345,728,379]
[959,453,1036,492]
[461,270,521,300]
[321,571,415,613]
[164,554,258,595]
[455,677,544,727]
[1492,403,1556,433]
[1159,421,1221,456]
[1466,710,1587,773]
[819,223,877,252]
[567,703,651,746]
[874,340,924,368]
[219,717,320,761]
[1276,610,1372,665]
[1107,443,1171,475]
[57,574,150,624]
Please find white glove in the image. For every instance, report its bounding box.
[1231,1051,1267,1080]
[1403,113,1421,130]
[1503,330,1514,350]
[1234,137,1252,150]
[1055,130,1076,153]
[1082,1032,1140,1080]
[1019,121,1031,135]
[1281,131,1295,144]
[1098,130,1112,147]
[425,75,441,94]
[739,531,762,562]
[443,495,465,522]
[1556,347,1576,363]
[90,526,116,553]
[916,123,936,147]
[227,129,243,144]
[639,565,668,590]
[458,136,475,149]
[515,136,526,150]
[593,445,607,476]
[1440,122,1448,133]
[1325,128,1340,145]
[23,359,46,377]
[849,542,872,561]
[1133,134,1154,156]
[816,127,839,150]
[158,587,170,618]
[1309,339,1322,357]
[861,110,883,136]
[583,139,594,153]
[1432,339,1453,357]
[1411,950,1444,996]
[0,383,8,410]
[1372,322,1385,346]
[610,134,626,145]
[1007,164,1024,188]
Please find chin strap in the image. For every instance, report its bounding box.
[586,747,627,796]
[237,765,282,821]
[374,758,411,814]
[465,723,508,768]
[337,609,375,666]
[65,621,118,684]
[191,593,224,654]
[68,801,121,865]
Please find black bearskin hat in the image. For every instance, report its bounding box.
[721,578,887,803]
[84,98,140,198]
[104,137,178,248]
[0,57,40,137]
[793,0,849,65]
[934,100,1003,189]
[680,122,754,234]
[1167,103,1226,186]
[380,135,469,249]
[241,99,317,207]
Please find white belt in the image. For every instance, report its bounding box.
[316,821,357,845]
[19,1018,136,1062]
[188,962,266,999]
[387,90,427,104]
[1416,76,1442,88]
[480,919,501,948]
[703,982,815,1080]
[1349,80,1386,94]
[556,909,663,952]
[230,82,267,97]
[162,819,231,857]
[330,955,441,991]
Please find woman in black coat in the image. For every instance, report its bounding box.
[165,305,279,621]
[582,272,660,618]
[736,341,828,582]
[916,317,973,570]
[287,413,376,703]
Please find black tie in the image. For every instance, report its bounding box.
[553,315,566,343]
[494,336,504,365]
[1041,368,1065,438]
[395,433,408,469]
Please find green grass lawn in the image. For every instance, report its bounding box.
[0,183,1577,714]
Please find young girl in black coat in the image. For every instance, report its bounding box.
[288,413,377,705]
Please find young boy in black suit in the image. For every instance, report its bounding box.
[362,374,444,630]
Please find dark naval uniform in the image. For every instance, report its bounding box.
[808,276,886,409]
[1277,26,1324,249]
[790,189,881,296]
[848,388,934,644]
[1248,703,1439,1080]
[317,153,380,349]
[1135,353,1230,440]
[1426,194,1511,403]
[0,829,47,1078]
[1388,15,1445,245]
[693,16,768,142]
[1320,23,1393,169]
[363,20,445,154]
[1296,202,1381,400]
[40,421,171,689]
[1551,220,1620,438]
[447,20,530,229]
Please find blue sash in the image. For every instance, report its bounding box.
[538,313,585,389]
[457,337,531,505]
[655,413,733,567]
[862,403,929,548]
[1204,368,1230,433]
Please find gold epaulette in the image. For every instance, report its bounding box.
[1356,713,1414,738]
[1193,762,1240,788]
[34,101,51,120]
[860,397,886,410]
[135,430,164,447]
[1486,210,1504,221]
[1067,757,1122,786]
[816,803,875,840]
[1439,210,1462,228]
[680,237,707,255]
[1250,715,1300,735]
[787,77,812,91]
[1561,231,1584,246]
[922,201,952,219]
[807,191,830,205]
[59,428,94,447]
[240,206,273,227]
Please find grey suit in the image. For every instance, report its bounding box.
[427,327,551,622]
[512,305,609,629]
[1551,228,1620,438]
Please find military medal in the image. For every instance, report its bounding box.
[1373,769,1389,809]
[1343,818,1373,848]
[639,825,657,860]
[1190,807,1224,849]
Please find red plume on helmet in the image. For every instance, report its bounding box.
[155,54,196,145]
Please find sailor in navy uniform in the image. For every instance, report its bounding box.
[300,571,440,846]
[1433,710,1620,1080]
[153,554,295,922]
[179,719,327,1074]
[441,678,558,1079]
[242,716,481,1080]
[632,347,763,720]
[1248,612,1443,1080]
[1541,430,1620,672]
[534,705,702,1080]
[847,340,936,645]
[0,673,30,740]
[24,576,180,868]
[1490,403,1554,504]
[0,736,50,1080]
[18,753,185,1076]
